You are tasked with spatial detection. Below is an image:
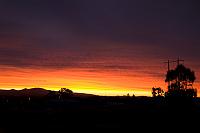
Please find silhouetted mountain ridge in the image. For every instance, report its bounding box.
[0,88,97,97]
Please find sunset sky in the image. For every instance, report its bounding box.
[0,0,200,96]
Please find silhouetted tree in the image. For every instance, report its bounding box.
[165,64,196,90]
[127,93,130,97]
[152,87,164,97]
[58,88,73,99]
[165,64,197,98]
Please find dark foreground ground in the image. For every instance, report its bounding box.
[0,95,199,133]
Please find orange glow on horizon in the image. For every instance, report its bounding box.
[0,65,199,97]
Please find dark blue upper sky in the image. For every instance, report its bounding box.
[0,0,200,69]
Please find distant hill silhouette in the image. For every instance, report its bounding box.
[21,88,49,96]
[0,88,48,97]
[0,88,97,98]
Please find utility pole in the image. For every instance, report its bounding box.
[164,60,173,90]
[164,58,184,90]
[164,58,184,70]
[164,59,178,72]
[174,58,184,87]
[176,57,184,66]
[171,57,184,66]
[164,60,170,71]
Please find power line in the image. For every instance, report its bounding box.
[164,58,184,90]
[164,58,184,71]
